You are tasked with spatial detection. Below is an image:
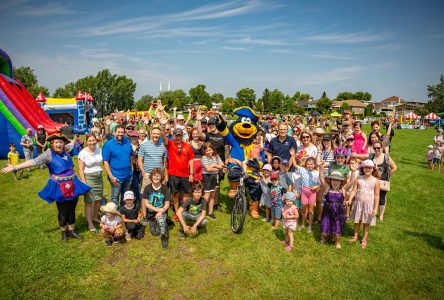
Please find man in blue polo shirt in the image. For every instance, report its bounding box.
[267,123,298,171]
[103,124,133,207]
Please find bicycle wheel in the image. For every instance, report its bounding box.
[231,188,247,234]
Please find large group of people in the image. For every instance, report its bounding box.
[3,102,406,251]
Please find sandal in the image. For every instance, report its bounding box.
[348,237,358,243]
[281,240,289,245]
[361,240,367,249]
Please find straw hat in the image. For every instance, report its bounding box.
[100,202,121,216]
[326,171,346,186]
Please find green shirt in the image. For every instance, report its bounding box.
[110,123,117,134]
[329,162,350,178]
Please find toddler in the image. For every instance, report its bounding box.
[100,202,125,247]
[281,192,298,252]
[7,143,21,180]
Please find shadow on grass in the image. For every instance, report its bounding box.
[404,230,444,251]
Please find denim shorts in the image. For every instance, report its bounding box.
[271,206,282,220]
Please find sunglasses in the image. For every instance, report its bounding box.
[347,139,354,142]
[374,147,381,150]
[301,136,310,139]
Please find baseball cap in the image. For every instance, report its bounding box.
[262,164,272,171]
[37,125,44,129]
[270,172,279,179]
[360,159,375,168]
[314,128,324,135]
[124,191,135,200]
[173,128,183,135]
[322,134,333,141]
[126,123,134,129]
[280,159,289,166]
[207,117,217,125]
[177,114,185,120]
[330,125,338,132]
[439,128,443,132]
[428,145,434,149]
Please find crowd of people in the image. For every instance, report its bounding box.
[3,101,408,251]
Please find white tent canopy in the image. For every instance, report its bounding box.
[404,111,419,119]
[424,112,440,120]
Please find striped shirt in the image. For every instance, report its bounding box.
[201,155,222,175]
[138,140,166,173]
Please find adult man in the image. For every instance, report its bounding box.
[102,124,133,207]
[20,128,34,172]
[267,123,298,171]
[125,123,135,138]
[161,127,194,221]
[197,115,228,211]
[138,125,167,193]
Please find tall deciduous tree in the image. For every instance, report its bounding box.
[337,91,372,101]
[12,66,49,98]
[235,87,256,108]
[189,84,211,108]
[211,93,224,103]
[135,95,154,111]
[221,97,235,113]
[426,74,444,113]
[316,92,332,113]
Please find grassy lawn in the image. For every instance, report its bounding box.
[0,127,443,299]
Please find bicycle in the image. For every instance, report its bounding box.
[230,169,247,234]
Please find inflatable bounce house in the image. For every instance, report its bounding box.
[0,49,67,158]
[41,91,95,134]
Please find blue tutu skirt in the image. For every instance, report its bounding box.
[38,176,91,204]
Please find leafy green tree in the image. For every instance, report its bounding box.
[268,89,286,113]
[364,106,373,116]
[315,98,333,113]
[189,84,211,108]
[336,91,372,101]
[235,87,256,108]
[211,93,224,103]
[53,82,77,97]
[336,92,353,100]
[12,66,49,98]
[292,91,311,103]
[426,74,444,113]
[340,102,350,111]
[221,97,235,113]
[135,95,154,111]
[158,90,176,109]
[282,95,297,114]
[257,88,270,113]
[413,107,429,117]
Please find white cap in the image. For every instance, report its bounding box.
[124,191,135,200]
[38,125,43,129]
[177,114,185,120]
[360,159,375,168]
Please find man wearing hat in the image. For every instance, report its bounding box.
[103,124,134,208]
[161,124,195,222]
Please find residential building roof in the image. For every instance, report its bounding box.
[332,99,368,108]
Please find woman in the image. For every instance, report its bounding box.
[368,141,397,221]
[138,129,148,144]
[129,131,142,203]
[2,133,91,240]
[367,132,386,155]
[35,125,48,169]
[189,128,203,183]
[295,130,318,167]
[78,134,104,232]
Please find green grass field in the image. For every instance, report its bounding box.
[0,128,443,299]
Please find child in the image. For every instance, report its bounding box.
[269,172,287,229]
[250,134,264,161]
[177,184,207,239]
[281,192,298,252]
[347,160,380,249]
[260,164,272,223]
[346,157,360,218]
[319,169,348,249]
[201,142,224,220]
[291,154,320,233]
[7,143,21,181]
[431,143,442,172]
[270,156,281,172]
[427,145,434,169]
[352,121,368,154]
[278,159,293,190]
[142,168,171,249]
[119,191,144,241]
[100,202,125,247]
[244,158,264,219]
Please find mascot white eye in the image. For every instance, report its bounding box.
[241,117,251,123]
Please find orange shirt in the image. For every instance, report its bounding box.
[165,141,194,177]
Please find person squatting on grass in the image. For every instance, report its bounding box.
[100,202,126,247]
[281,192,298,252]
[177,184,207,239]
[347,160,380,249]
[119,191,144,241]
[142,168,171,249]
[2,133,91,241]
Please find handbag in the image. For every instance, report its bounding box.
[380,180,390,192]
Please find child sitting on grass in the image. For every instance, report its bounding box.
[281,192,298,252]
[177,184,207,239]
[119,191,144,241]
[7,143,21,181]
[100,202,125,247]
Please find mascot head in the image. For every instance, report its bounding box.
[229,106,260,145]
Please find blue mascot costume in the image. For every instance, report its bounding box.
[216,106,262,218]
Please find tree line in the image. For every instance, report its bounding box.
[11,66,444,115]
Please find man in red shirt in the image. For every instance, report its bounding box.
[161,127,194,221]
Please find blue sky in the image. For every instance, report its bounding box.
[1,0,443,102]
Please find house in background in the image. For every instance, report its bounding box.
[332,99,368,115]
[373,96,426,116]
[297,98,318,112]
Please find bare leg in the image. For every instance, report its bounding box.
[265,207,271,220]
[301,205,308,227]
[172,193,180,213]
[205,191,215,215]
[362,223,370,241]
[273,218,280,229]
[84,202,95,230]
[288,230,294,247]
[308,205,315,228]
[316,186,324,221]
[378,205,386,221]
[93,200,101,223]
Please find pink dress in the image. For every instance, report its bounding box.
[282,204,298,231]
[350,176,377,226]
[352,131,368,154]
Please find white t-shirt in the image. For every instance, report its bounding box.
[101,215,121,228]
[78,146,103,174]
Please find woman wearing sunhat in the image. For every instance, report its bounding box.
[2,133,91,241]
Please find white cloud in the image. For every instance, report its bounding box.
[305,31,391,44]
[13,2,74,16]
[270,48,291,54]
[308,52,353,60]
[229,36,290,46]
[223,46,249,51]
[298,66,364,86]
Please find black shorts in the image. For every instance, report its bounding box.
[168,175,192,195]
[202,173,219,192]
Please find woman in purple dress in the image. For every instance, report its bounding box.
[2,133,91,241]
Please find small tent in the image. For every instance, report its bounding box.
[424,112,440,120]
[330,111,342,118]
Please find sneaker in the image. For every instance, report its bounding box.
[207,213,216,220]
[173,214,179,222]
[112,237,119,244]
[141,218,148,226]
[166,218,174,226]
[161,235,168,248]
[298,225,305,231]
[179,230,185,240]
[307,226,313,233]
[125,232,132,241]
[262,217,271,222]
[105,240,112,247]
